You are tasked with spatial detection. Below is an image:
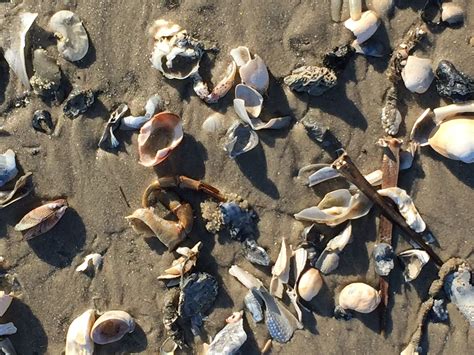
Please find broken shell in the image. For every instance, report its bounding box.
[0,172,33,209]
[338,282,381,313]
[49,11,89,62]
[242,239,271,266]
[284,66,337,96]
[349,0,362,20]
[434,101,474,123]
[351,39,385,58]
[192,61,237,104]
[30,48,62,98]
[207,311,247,355]
[231,47,269,94]
[293,248,307,282]
[202,112,225,133]
[63,90,95,119]
[435,60,474,103]
[344,10,380,44]
[230,46,251,67]
[444,263,474,326]
[315,223,352,274]
[235,84,263,118]
[3,12,38,89]
[224,121,259,158]
[138,112,183,167]
[410,108,436,146]
[75,253,103,273]
[441,3,464,25]
[90,310,135,345]
[401,56,434,94]
[244,290,263,323]
[0,291,13,317]
[32,110,54,134]
[0,149,18,188]
[14,199,68,240]
[271,238,292,298]
[398,249,430,282]
[0,322,17,336]
[121,94,163,130]
[98,104,129,149]
[234,99,292,130]
[297,268,323,301]
[373,243,394,276]
[158,242,201,279]
[229,265,264,290]
[65,309,95,355]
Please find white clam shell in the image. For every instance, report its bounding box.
[338,282,381,313]
[230,46,251,67]
[90,310,135,345]
[401,56,434,94]
[202,112,225,133]
[75,253,103,273]
[0,291,13,317]
[237,50,269,94]
[235,84,264,118]
[65,309,95,355]
[297,268,323,301]
[49,11,89,62]
[344,10,380,44]
[398,249,430,282]
[0,149,18,188]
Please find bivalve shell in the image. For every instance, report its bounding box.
[339,282,381,313]
[90,310,135,345]
[297,268,323,301]
[401,56,434,94]
[65,309,95,355]
[49,11,89,62]
[344,10,380,44]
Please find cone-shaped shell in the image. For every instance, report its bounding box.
[49,11,89,62]
[0,291,13,317]
[90,310,135,345]
[138,112,183,167]
[297,268,323,301]
[14,199,68,240]
[339,282,381,313]
[65,309,95,355]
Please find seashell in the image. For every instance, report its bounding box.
[410,108,436,146]
[224,121,259,158]
[219,201,256,241]
[65,309,95,355]
[234,99,292,131]
[433,100,474,123]
[158,242,201,279]
[98,104,129,149]
[315,252,340,275]
[0,149,18,188]
[0,322,17,336]
[120,94,163,130]
[0,172,33,209]
[315,223,352,274]
[338,282,381,313]
[244,290,263,323]
[443,263,474,326]
[431,298,448,323]
[371,0,395,19]
[242,239,270,266]
[398,249,430,282]
[235,84,263,118]
[373,243,394,276]
[90,310,135,345]
[351,39,385,58]
[0,291,13,317]
[207,311,247,355]
[228,265,264,290]
[297,268,323,301]
[400,343,421,355]
[286,286,304,323]
[63,90,95,119]
[3,12,38,89]
[349,0,362,20]
[0,338,17,355]
[381,86,402,135]
[32,110,54,134]
[14,199,68,240]
[300,118,329,142]
[344,10,380,44]
[160,337,178,355]
[435,60,474,102]
[230,46,251,67]
[239,54,269,94]
[331,0,343,22]
[192,61,237,104]
[441,3,464,25]
[75,253,103,273]
[377,187,426,232]
[272,238,291,283]
[401,56,434,94]
[49,11,89,62]
[284,65,337,96]
[30,49,62,98]
[293,248,307,282]
[202,112,225,133]
[138,112,183,167]
[399,142,417,170]
[294,189,373,226]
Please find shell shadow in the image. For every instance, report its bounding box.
[94,323,148,354]
[239,316,261,354]
[424,148,474,188]
[0,53,9,106]
[27,207,86,268]
[74,27,96,69]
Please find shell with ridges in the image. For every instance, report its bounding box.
[90,310,135,345]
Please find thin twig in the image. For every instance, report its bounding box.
[119,186,131,208]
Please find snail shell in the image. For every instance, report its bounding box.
[65,309,95,355]
[90,310,135,345]
[297,268,323,301]
[338,282,381,313]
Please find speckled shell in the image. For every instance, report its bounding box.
[339,282,381,313]
[297,268,323,301]
[90,310,135,345]
[65,309,95,355]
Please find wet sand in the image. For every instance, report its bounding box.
[0,0,473,354]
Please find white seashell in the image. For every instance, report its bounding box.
[235,84,264,118]
[349,0,362,20]
[398,249,430,282]
[0,291,13,317]
[338,282,381,313]
[441,3,464,25]
[286,286,303,323]
[433,101,474,123]
[400,342,420,355]
[3,12,38,89]
[158,241,201,279]
[202,112,225,133]
[0,149,18,188]
[65,309,95,355]
[49,11,89,62]
[377,187,426,233]
[401,56,434,94]
[331,0,343,22]
[410,108,435,146]
[238,53,269,94]
[90,310,135,345]
[230,46,251,67]
[229,265,263,289]
[207,311,247,355]
[272,238,291,282]
[297,268,323,301]
[315,252,340,274]
[120,94,163,130]
[234,99,291,131]
[75,253,103,273]
[371,0,395,18]
[315,223,352,274]
[293,248,307,282]
[0,322,17,336]
[326,223,352,251]
[344,10,380,44]
[224,121,259,158]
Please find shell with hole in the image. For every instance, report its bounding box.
[90,310,135,345]
[344,10,380,44]
[297,268,323,301]
[49,11,89,62]
[138,112,183,167]
[65,309,95,355]
[338,282,381,313]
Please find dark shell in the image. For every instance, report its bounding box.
[244,290,263,323]
[284,66,337,96]
[63,90,95,118]
[220,202,256,242]
[334,305,353,321]
[373,243,395,276]
[301,117,328,142]
[242,239,270,266]
[435,60,474,102]
[32,110,54,134]
[322,45,355,73]
[163,287,186,348]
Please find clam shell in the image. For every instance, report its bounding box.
[230,46,251,67]
[0,172,33,209]
[0,291,13,317]
[338,282,381,313]
[14,199,68,240]
[202,112,225,133]
[401,56,434,94]
[138,112,183,167]
[441,3,464,25]
[239,54,269,94]
[398,249,430,282]
[235,84,264,118]
[234,99,292,131]
[433,101,474,123]
[297,268,323,301]
[75,253,103,273]
[0,149,18,188]
[120,94,163,130]
[344,10,380,44]
[90,310,135,345]
[65,309,95,355]
[49,11,89,62]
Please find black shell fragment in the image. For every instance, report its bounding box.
[242,239,270,266]
[435,60,474,102]
[32,110,54,134]
[322,45,355,73]
[63,90,95,118]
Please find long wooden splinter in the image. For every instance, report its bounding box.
[332,152,443,267]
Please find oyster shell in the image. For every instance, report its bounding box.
[75,253,103,273]
[398,249,430,282]
[49,11,89,62]
[90,310,135,345]
[284,65,337,96]
[444,263,474,326]
[373,242,394,276]
[207,311,247,355]
[297,268,323,301]
[65,309,95,355]
[138,112,183,167]
[30,49,62,99]
[120,94,163,130]
[435,60,474,102]
[0,150,18,188]
[344,10,380,44]
[401,56,434,94]
[338,282,381,313]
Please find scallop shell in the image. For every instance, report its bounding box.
[65,309,95,355]
[0,291,13,317]
[441,3,464,25]
[14,199,68,240]
[401,56,434,94]
[235,84,263,118]
[338,282,381,313]
[49,11,89,62]
[297,268,323,301]
[398,249,430,282]
[207,312,247,355]
[90,310,135,345]
[75,253,103,273]
[138,112,183,167]
[344,10,380,44]
[0,149,18,188]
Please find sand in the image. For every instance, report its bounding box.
[0,0,473,354]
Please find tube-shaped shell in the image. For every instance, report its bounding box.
[235,84,263,118]
[0,149,18,187]
[401,56,434,94]
[338,283,381,313]
[14,199,68,240]
[349,0,362,20]
[228,265,263,289]
[0,291,13,317]
[65,309,95,355]
[138,112,183,167]
[297,268,323,301]
[90,311,135,345]
[49,11,89,62]
[344,10,380,44]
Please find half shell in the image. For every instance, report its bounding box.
[398,249,430,282]
[207,311,247,355]
[65,309,95,355]
[235,84,263,118]
[234,99,291,131]
[338,282,381,313]
[90,310,135,345]
[297,268,323,301]
[0,149,18,187]
[0,172,33,209]
[223,121,259,158]
[138,112,183,167]
[49,11,89,62]
[231,46,269,94]
[344,10,380,44]
[401,56,434,94]
[121,94,163,130]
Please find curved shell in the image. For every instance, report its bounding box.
[14,199,68,240]
[202,113,225,133]
[344,10,380,44]
[0,291,13,317]
[297,268,323,301]
[338,282,381,313]
[433,101,474,123]
[0,172,32,209]
[398,249,430,282]
[158,242,201,279]
[49,11,89,62]
[138,112,183,167]
[230,46,251,67]
[235,84,263,118]
[234,99,291,131]
[401,56,434,94]
[239,54,269,94]
[65,309,95,355]
[441,3,464,25]
[0,149,18,187]
[349,0,362,20]
[224,121,259,158]
[207,312,247,355]
[90,310,135,345]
